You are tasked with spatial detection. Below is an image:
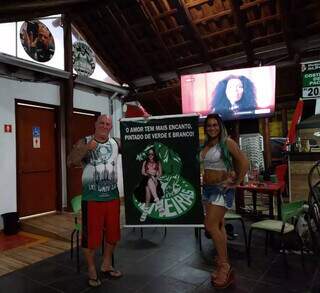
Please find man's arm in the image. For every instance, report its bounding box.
[114,137,121,154]
[67,138,90,167]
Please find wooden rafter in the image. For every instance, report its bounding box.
[228,0,254,65]
[72,15,128,85]
[137,0,178,71]
[277,0,294,57]
[174,0,214,69]
[202,27,237,40]
[193,10,232,24]
[107,2,162,85]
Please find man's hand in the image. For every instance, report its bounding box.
[87,139,97,151]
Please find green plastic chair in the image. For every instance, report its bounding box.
[70,195,82,273]
[248,200,305,276]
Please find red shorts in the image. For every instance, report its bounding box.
[81,199,120,249]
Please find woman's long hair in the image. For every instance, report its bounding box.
[210,75,257,112]
[203,113,233,170]
[146,147,159,163]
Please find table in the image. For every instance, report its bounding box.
[235,181,285,220]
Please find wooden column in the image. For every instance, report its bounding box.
[61,14,74,210]
[281,108,288,137]
[261,117,272,169]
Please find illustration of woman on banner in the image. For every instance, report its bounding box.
[135,147,165,222]
[133,142,197,222]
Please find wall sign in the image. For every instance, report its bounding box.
[72,40,96,77]
[4,124,12,133]
[20,20,55,62]
[302,61,320,99]
[32,126,41,149]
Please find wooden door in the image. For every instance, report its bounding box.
[68,111,98,206]
[16,104,58,217]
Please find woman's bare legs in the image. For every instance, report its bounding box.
[205,204,228,262]
[147,177,165,215]
[205,204,233,288]
[147,177,159,201]
[140,187,151,222]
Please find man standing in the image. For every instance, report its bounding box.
[67,115,122,287]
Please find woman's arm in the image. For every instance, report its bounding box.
[157,162,163,177]
[226,138,249,186]
[141,161,147,176]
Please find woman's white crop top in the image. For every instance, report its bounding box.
[202,144,227,171]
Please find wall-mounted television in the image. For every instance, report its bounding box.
[181,65,276,120]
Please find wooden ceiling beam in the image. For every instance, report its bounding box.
[72,16,128,85]
[209,42,242,54]
[246,14,280,27]
[193,10,232,24]
[271,0,294,53]
[154,8,178,20]
[228,0,254,65]
[137,0,178,71]
[202,27,236,39]
[240,0,270,10]
[251,32,283,43]
[167,40,193,50]
[159,25,184,35]
[185,0,210,9]
[105,2,161,85]
[174,0,215,69]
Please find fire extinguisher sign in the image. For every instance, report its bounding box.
[32,126,40,148]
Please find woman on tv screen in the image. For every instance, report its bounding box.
[210,75,257,119]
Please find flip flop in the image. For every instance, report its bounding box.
[100,268,123,279]
[88,277,101,287]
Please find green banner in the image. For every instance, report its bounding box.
[302,61,320,99]
[120,114,203,226]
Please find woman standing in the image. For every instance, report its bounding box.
[201,113,249,288]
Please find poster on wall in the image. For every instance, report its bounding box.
[302,60,320,99]
[20,20,55,62]
[120,114,203,226]
[72,41,96,77]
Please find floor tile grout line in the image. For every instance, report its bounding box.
[248,253,280,292]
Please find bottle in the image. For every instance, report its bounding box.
[243,173,249,185]
[252,163,259,182]
[296,137,302,152]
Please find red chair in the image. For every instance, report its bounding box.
[275,164,288,194]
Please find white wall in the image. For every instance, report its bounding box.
[0,77,60,229]
[74,88,110,115]
[0,77,124,229]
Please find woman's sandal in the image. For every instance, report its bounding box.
[100,267,123,279]
[211,256,220,280]
[88,277,101,287]
[212,263,234,289]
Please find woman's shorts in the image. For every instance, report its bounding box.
[202,185,235,209]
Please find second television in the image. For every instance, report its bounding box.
[181,65,276,120]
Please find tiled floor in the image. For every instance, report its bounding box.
[0,224,319,293]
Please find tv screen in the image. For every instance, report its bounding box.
[181,65,276,120]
